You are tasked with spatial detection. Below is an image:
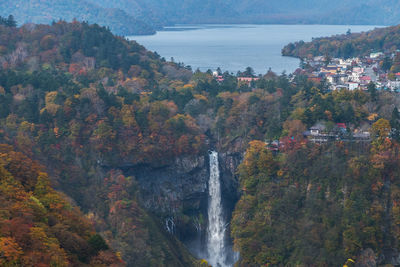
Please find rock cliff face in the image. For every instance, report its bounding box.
[128,155,208,215]
[219,151,243,210]
[123,150,243,254]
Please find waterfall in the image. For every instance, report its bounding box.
[206,151,229,267]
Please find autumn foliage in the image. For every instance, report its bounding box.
[232,135,400,266]
[2,18,400,267]
[0,145,124,266]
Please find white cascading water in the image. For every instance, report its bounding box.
[207,151,228,267]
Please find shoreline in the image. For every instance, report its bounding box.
[127,23,385,37]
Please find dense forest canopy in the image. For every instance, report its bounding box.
[2,16,400,266]
[282,25,400,59]
[232,135,400,266]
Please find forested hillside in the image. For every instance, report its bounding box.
[0,144,124,266]
[0,20,202,266]
[3,17,400,266]
[282,25,400,59]
[233,136,400,266]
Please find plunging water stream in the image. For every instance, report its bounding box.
[206,151,233,267]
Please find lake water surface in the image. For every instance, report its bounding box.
[129,24,379,75]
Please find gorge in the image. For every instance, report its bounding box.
[123,150,241,266]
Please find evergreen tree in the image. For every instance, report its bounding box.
[390,107,400,141]
[243,67,255,77]
[6,15,16,27]
[368,82,378,101]
[381,56,392,72]
[0,16,6,26]
[88,234,109,254]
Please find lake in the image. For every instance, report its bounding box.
[128,24,379,75]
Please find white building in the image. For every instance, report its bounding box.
[347,82,359,90]
[370,52,384,59]
[388,81,400,91]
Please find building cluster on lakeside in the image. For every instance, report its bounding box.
[302,52,400,91]
[212,51,400,91]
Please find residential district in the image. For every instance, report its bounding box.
[298,52,400,91]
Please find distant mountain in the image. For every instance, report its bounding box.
[93,0,400,26]
[0,0,155,35]
[2,0,400,36]
[85,0,165,28]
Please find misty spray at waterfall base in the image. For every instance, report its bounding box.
[206,151,238,267]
